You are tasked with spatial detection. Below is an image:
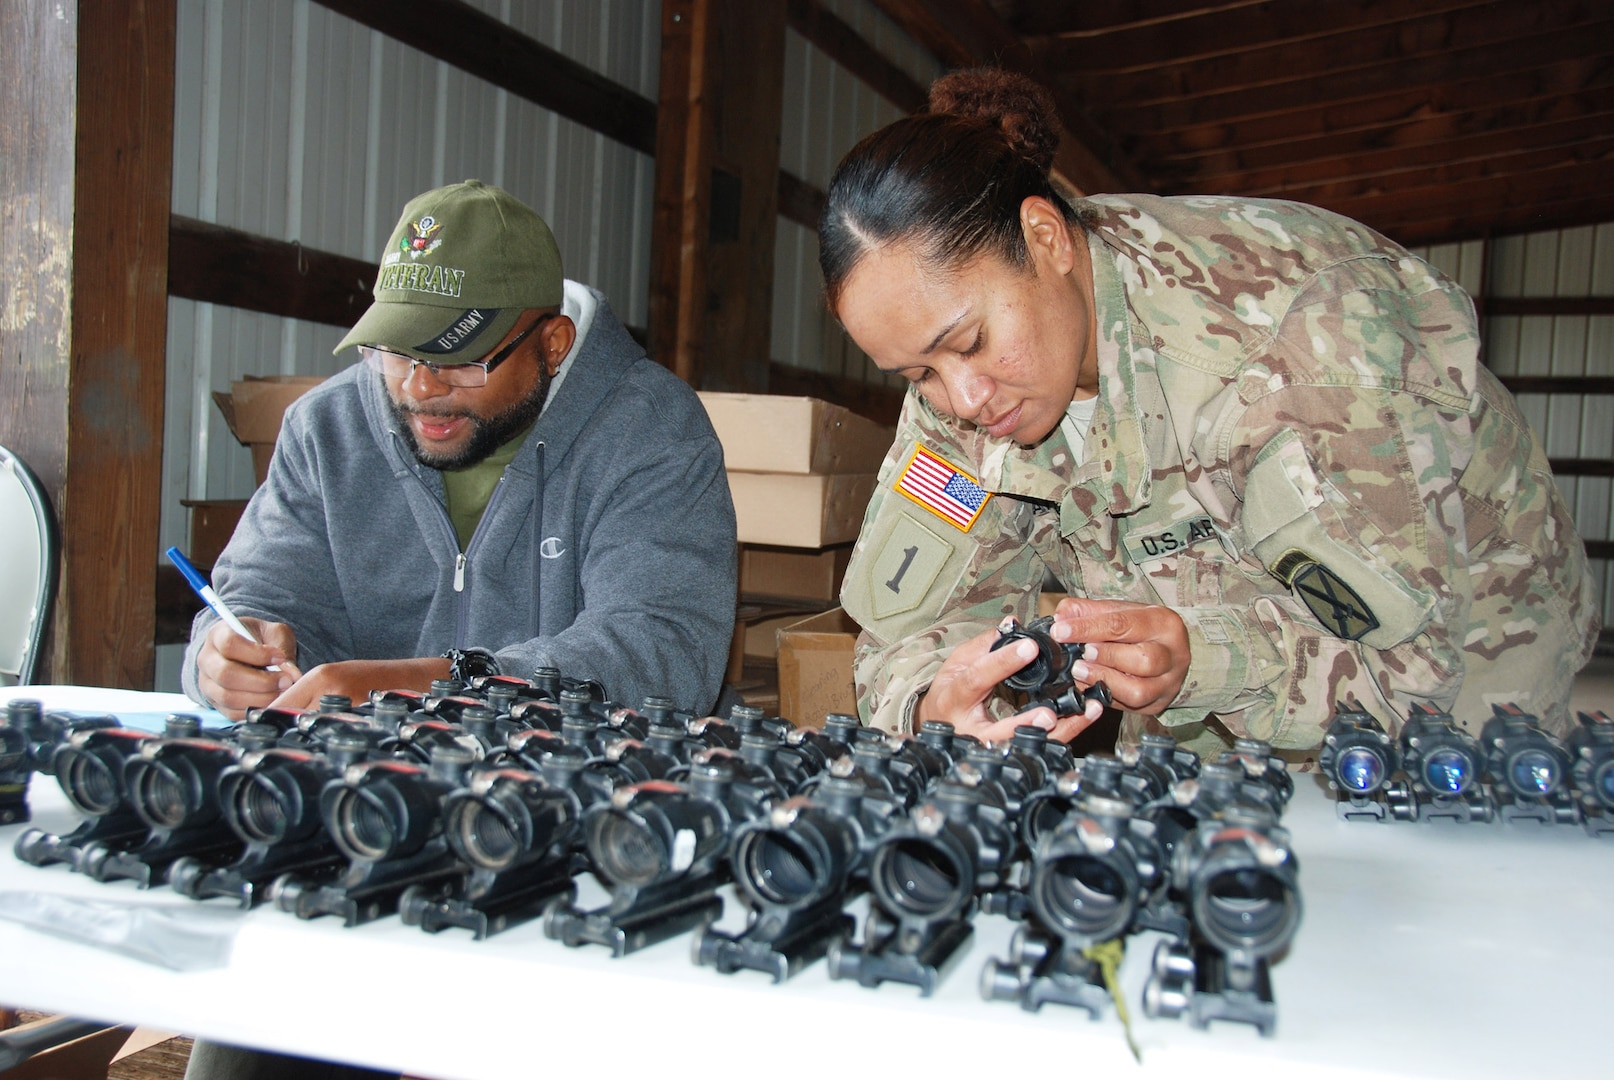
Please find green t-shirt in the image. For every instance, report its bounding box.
[441,423,534,549]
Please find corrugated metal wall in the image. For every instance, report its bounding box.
[157,0,662,689]
[1414,225,1614,635]
[770,0,939,391]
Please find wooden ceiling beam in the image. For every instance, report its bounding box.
[999,0,1263,38]
[1247,137,1614,210]
[1322,159,1614,231]
[1127,68,1614,170]
[1195,113,1614,195]
[1165,86,1614,187]
[1029,0,1498,71]
[1055,1,1602,107]
[866,0,1139,193]
[1096,21,1614,134]
[1381,192,1614,246]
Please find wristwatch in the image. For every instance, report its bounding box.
[442,647,501,683]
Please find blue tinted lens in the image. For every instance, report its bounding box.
[1598,762,1614,803]
[1509,750,1558,795]
[1336,747,1383,793]
[1424,749,1469,794]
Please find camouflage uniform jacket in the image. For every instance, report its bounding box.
[840,194,1598,750]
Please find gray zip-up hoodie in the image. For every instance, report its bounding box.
[182,282,737,714]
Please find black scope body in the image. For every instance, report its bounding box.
[867,769,1014,929]
[1481,704,1572,800]
[122,728,236,835]
[989,615,1113,717]
[729,773,905,915]
[442,766,583,873]
[320,747,473,864]
[584,778,733,890]
[1213,739,1294,808]
[219,728,385,847]
[1029,792,1166,946]
[1172,805,1302,962]
[1569,710,1614,810]
[1400,704,1485,799]
[1319,707,1399,797]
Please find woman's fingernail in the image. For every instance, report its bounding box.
[1017,639,1039,660]
[1071,660,1091,682]
[277,676,293,691]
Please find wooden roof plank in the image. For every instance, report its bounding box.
[1055,0,1606,106]
[1030,0,1503,71]
[1126,67,1614,168]
[1096,20,1614,134]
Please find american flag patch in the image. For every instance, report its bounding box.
[895,445,991,531]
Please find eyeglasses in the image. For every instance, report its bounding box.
[359,316,550,388]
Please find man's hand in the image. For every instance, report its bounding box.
[195,618,303,720]
[916,626,1105,744]
[267,658,453,712]
[1050,597,1190,715]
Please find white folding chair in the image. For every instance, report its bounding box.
[0,445,58,686]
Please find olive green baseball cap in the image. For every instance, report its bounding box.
[335,179,564,363]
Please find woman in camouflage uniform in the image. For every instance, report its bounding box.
[824,69,1597,755]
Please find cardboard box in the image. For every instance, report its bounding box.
[776,607,860,728]
[1038,591,1068,617]
[699,392,894,474]
[181,498,249,567]
[728,472,876,548]
[744,611,807,659]
[739,543,854,601]
[213,375,326,485]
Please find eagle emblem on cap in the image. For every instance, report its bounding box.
[401,214,444,260]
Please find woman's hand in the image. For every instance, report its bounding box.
[915,625,1105,744]
[1049,597,1190,715]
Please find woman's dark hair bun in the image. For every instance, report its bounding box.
[926,68,1061,175]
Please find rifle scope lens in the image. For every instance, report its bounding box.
[872,838,965,918]
[1335,747,1385,793]
[232,775,290,843]
[59,751,120,816]
[333,789,398,861]
[1422,749,1471,795]
[591,812,666,886]
[739,832,818,905]
[1199,866,1298,954]
[132,765,188,828]
[1507,750,1559,796]
[453,801,521,870]
[1036,853,1131,941]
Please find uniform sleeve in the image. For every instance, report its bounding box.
[1160,256,1485,746]
[180,410,355,706]
[842,409,1049,734]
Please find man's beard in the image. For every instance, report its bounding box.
[389,370,550,470]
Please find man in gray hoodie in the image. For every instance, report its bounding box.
[184,180,737,720]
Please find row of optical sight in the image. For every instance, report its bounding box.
[1318,701,1614,834]
[1,669,1301,1037]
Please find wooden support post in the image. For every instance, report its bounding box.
[0,0,174,688]
[650,0,787,391]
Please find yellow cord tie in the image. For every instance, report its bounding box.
[1083,938,1141,1064]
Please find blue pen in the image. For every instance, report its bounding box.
[165,546,282,673]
